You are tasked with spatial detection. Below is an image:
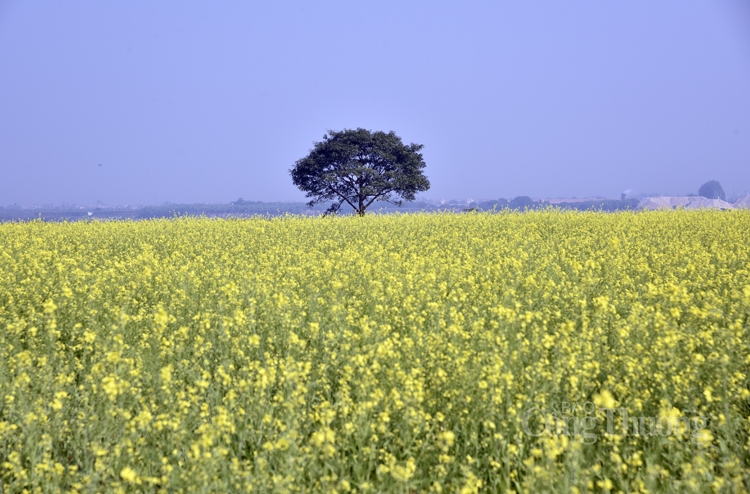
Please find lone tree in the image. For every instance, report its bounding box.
[291,128,430,216]
[698,180,725,201]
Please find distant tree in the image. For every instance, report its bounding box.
[698,180,725,200]
[476,198,509,211]
[509,196,535,210]
[290,128,430,216]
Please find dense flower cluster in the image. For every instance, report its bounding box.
[0,210,749,492]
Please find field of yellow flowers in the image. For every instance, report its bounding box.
[1,210,749,493]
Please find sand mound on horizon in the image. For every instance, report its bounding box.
[639,196,734,210]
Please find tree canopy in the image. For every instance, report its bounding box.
[290,128,430,216]
[508,196,536,210]
[698,180,725,201]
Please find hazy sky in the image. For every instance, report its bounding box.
[1,1,749,205]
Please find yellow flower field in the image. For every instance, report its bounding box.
[1,210,749,492]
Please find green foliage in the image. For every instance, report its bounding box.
[290,128,430,216]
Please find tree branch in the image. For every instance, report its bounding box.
[327,185,359,212]
[364,188,393,209]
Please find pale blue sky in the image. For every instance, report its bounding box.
[1,1,749,205]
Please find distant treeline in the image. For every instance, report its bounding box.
[138,201,322,218]
[0,197,642,222]
[475,197,641,212]
[0,201,323,222]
